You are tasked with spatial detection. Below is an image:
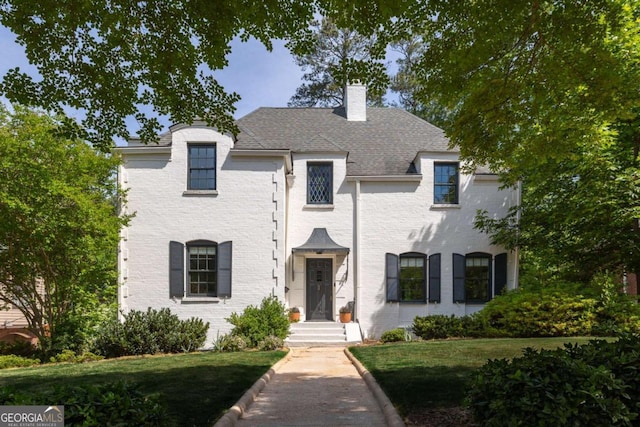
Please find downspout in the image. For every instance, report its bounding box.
[354,179,361,322]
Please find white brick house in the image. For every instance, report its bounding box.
[117,84,519,341]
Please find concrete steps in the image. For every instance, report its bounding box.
[286,321,361,346]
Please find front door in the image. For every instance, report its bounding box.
[306,258,333,321]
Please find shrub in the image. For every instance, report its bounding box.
[211,334,248,353]
[49,350,103,364]
[0,381,168,426]
[0,340,38,358]
[380,328,409,343]
[257,335,284,351]
[412,315,464,339]
[0,355,40,369]
[477,286,597,337]
[227,296,290,347]
[467,335,640,426]
[92,308,209,358]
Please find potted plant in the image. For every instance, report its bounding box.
[288,307,300,322]
[339,306,351,323]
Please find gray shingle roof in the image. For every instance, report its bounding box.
[235,107,452,176]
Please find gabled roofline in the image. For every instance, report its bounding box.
[169,120,235,138]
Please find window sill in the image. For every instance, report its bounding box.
[179,296,221,304]
[183,190,219,197]
[430,204,460,210]
[303,204,335,210]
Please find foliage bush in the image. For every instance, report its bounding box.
[478,286,597,337]
[411,313,502,340]
[92,308,209,358]
[49,349,103,364]
[0,381,168,426]
[380,328,409,343]
[226,296,290,347]
[257,335,284,351]
[211,333,248,353]
[412,315,465,339]
[0,340,38,358]
[0,355,41,369]
[467,335,640,426]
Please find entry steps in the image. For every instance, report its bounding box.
[286,321,362,346]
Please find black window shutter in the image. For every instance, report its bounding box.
[169,241,184,297]
[217,241,232,298]
[453,253,466,303]
[428,253,441,303]
[385,253,399,302]
[494,253,508,297]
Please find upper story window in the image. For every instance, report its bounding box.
[434,162,459,204]
[307,162,333,204]
[188,144,216,190]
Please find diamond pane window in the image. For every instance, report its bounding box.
[188,245,217,296]
[307,162,333,204]
[434,163,459,204]
[188,145,216,190]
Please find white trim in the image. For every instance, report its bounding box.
[430,204,461,210]
[303,204,335,210]
[114,146,171,155]
[346,175,422,182]
[183,190,219,197]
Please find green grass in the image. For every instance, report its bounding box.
[349,337,598,416]
[0,350,287,426]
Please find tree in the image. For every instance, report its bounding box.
[476,115,640,283]
[0,1,320,149]
[0,1,414,149]
[390,37,452,129]
[394,0,640,172]
[288,18,388,107]
[0,105,128,355]
[390,1,640,283]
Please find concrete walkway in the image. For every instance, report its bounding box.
[215,346,404,427]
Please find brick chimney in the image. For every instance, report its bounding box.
[345,83,367,121]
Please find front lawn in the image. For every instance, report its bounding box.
[0,350,287,426]
[349,337,598,425]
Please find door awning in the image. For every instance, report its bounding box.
[292,228,350,254]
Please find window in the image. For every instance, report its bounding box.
[434,162,458,204]
[386,252,441,303]
[399,254,426,302]
[188,145,216,190]
[465,254,491,303]
[452,252,508,304]
[307,162,333,204]
[169,240,232,299]
[188,244,217,296]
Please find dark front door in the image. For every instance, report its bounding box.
[306,258,333,321]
